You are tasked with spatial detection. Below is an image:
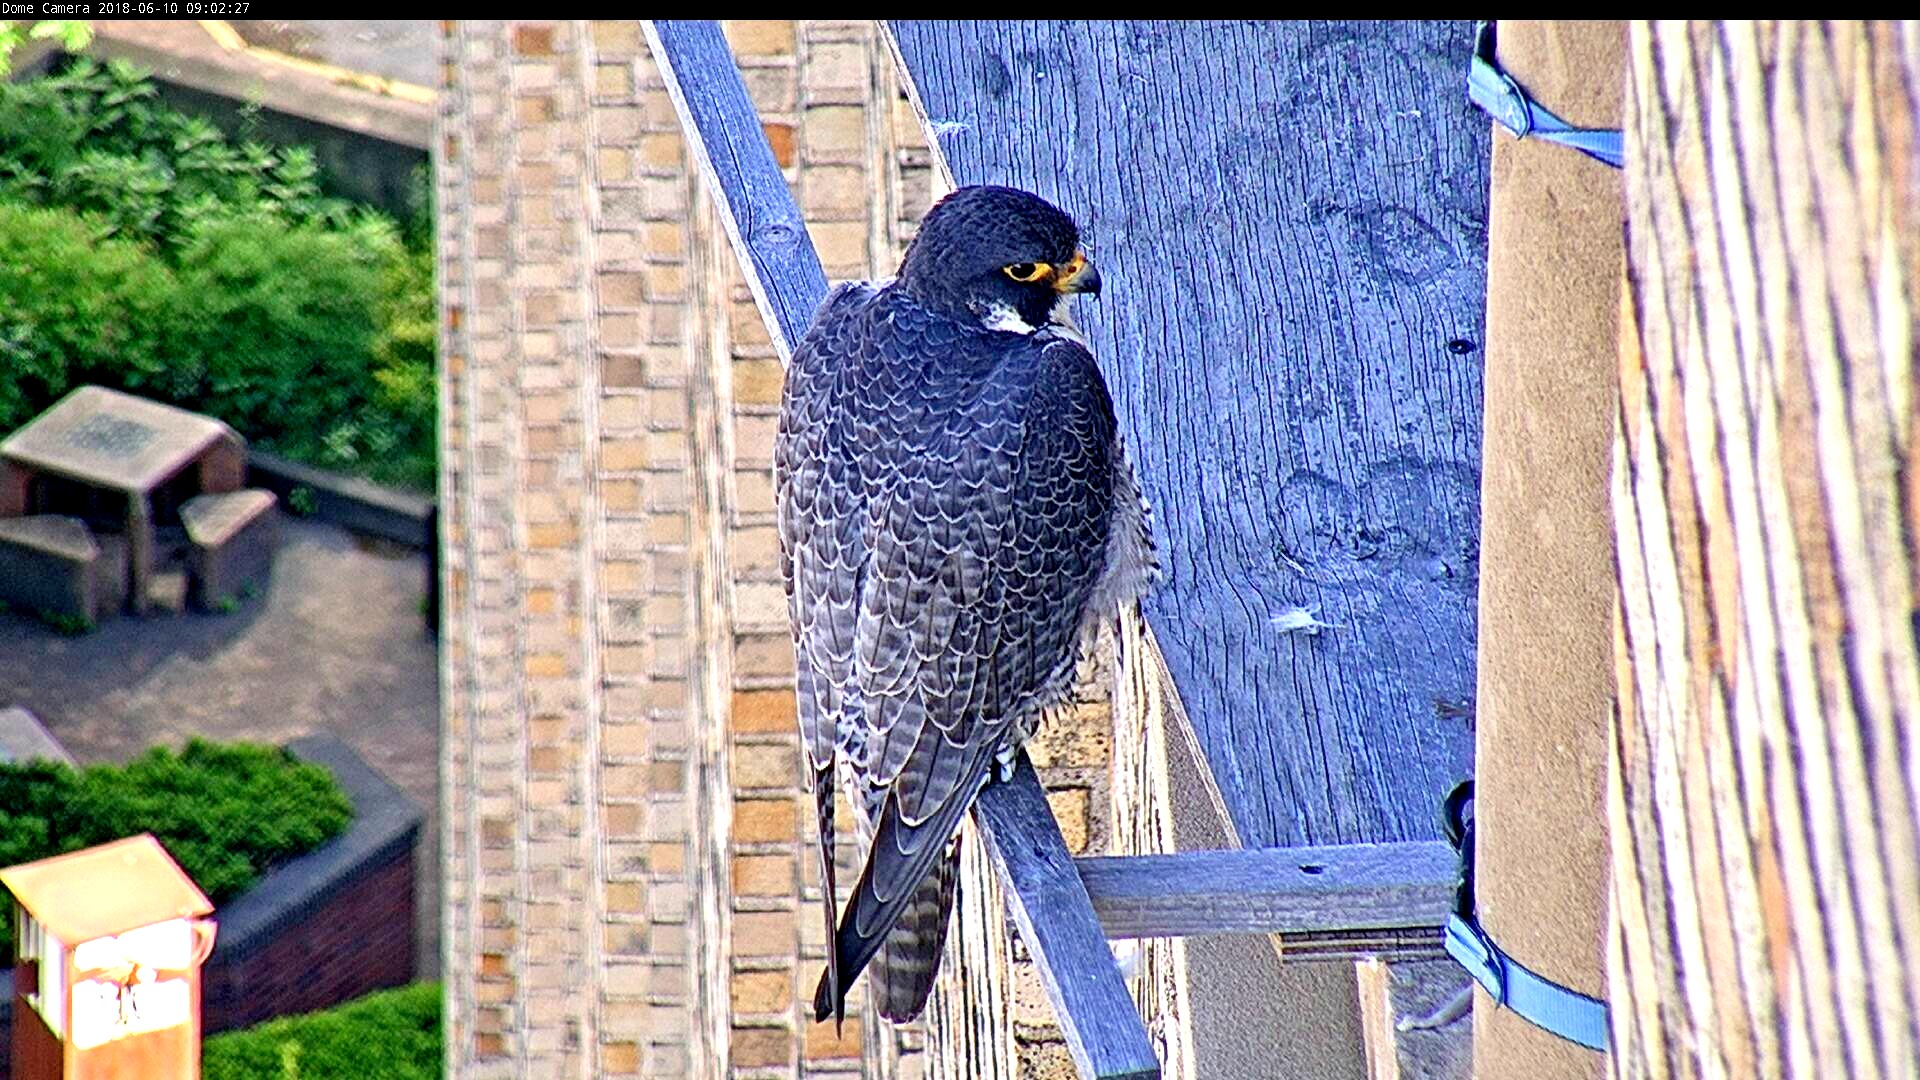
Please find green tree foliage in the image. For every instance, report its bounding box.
[0,20,90,76]
[366,232,439,490]
[0,740,354,957]
[0,60,437,490]
[170,213,393,463]
[0,203,175,427]
[0,59,365,249]
[202,982,443,1080]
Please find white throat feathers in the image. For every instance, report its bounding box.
[974,294,1083,338]
[977,302,1037,334]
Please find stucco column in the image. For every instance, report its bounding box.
[1472,19,1623,1080]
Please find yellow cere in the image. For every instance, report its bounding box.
[1052,251,1090,292]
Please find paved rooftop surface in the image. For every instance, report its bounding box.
[229,20,437,89]
[57,21,433,149]
[0,516,440,978]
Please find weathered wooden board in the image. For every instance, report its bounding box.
[889,21,1488,852]
[1612,21,1920,1079]
[1076,840,1454,945]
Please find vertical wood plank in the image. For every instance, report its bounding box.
[1613,19,1920,1079]
[1357,957,1472,1080]
[887,24,1490,1078]
[887,20,1485,854]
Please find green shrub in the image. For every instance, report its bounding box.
[0,202,427,478]
[0,21,92,78]
[169,211,395,456]
[0,201,437,489]
[0,203,176,428]
[362,239,438,490]
[0,60,438,491]
[0,740,353,957]
[202,982,442,1080]
[0,58,362,251]
[35,609,92,635]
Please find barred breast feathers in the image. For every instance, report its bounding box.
[1094,436,1160,617]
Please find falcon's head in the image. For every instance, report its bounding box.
[896,185,1102,333]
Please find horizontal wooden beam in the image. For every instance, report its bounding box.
[1074,840,1457,954]
[974,756,1163,1080]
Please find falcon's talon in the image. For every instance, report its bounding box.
[778,186,1155,1026]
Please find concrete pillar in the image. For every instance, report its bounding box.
[1472,19,1623,1080]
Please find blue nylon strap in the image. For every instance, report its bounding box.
[1467,24,1624,169]
[1445,913,1611,1052]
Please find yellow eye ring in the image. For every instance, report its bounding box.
[1003,262,1052,283]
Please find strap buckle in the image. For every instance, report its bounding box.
[1439,780,1611,1052]
[1470,22,1534,137]
[1466,21,1624,169]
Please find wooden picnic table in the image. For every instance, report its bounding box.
[1,386,248,614]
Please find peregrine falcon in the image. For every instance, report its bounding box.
[777,185,1157,1025]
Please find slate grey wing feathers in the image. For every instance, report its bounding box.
[778,282,877,1016]
[778,282,1122,1025]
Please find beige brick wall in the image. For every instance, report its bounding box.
[438,20,1123,1079]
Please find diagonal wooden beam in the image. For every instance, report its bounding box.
[973,756,1164,1080]
[646,19,826,360]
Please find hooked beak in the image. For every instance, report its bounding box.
[1055,251,1102,297]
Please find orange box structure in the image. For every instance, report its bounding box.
[3,835,217,1080]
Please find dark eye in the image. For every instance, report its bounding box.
[1003,262,1050,283]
